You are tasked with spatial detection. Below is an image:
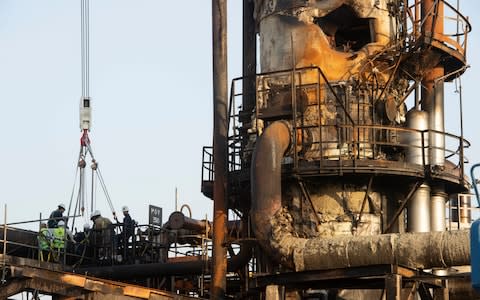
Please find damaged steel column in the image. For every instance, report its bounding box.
[212,0,228,298]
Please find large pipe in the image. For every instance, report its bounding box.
[405,109,429,165]
[75,242,252,280]
[251,121,291,264]
[422,0,445,167]
[430,187,447,232]
[297,230,469,271]
[212,0,228,298]
[405,110,432,233]
[168,211,242,237]
[407,183,431,232]
[251,122,470,271]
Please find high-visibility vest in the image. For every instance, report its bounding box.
[38,228,51,250]
[52,227,65,249]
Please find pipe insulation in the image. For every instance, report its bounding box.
[251,121,470,272]
[296,230,469,271]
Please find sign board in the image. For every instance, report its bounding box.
[148,205,162,226]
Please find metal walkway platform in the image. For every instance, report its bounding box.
[0,254,201,300]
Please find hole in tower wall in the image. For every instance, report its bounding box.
[314,4,374,52]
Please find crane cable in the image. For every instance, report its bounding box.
[81,0,89,99]
[68,0,118,228]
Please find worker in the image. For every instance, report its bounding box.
[90,210,114,261]
[121,206,135,242]
[90,210,112,230]
[75,223,92,259]
[118,206,135,262]
[52,220,73,262]
[38,222,52,262]
[48,203,66,228]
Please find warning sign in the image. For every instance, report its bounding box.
[148,205,162,226]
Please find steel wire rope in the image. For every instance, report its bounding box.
[84,143,116,216]
[66,164,80,228]
[86,0,90,97]
[83,139,118,223]
[91,163,95,211]
[95,167,116,216]
[71,189,82,231]
[81,0,90,98]
[81,0,85,98]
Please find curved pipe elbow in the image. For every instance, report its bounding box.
[250,121,291,251]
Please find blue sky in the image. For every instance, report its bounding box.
[0,1,478,231]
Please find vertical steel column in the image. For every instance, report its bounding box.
[422,0,446,235]
[421,0,445,167]
[407,184,431,232]
[385,274,402,300]
[242,0,256,115]
[212,0,228,298]
[430,187,447,231]
[265,285,285,300]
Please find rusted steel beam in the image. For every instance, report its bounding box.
[212,0,228,298]
[8,265,199,299]
[0,278,30,299]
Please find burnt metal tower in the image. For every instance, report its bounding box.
[205,0,474,298]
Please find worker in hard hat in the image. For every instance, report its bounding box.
[90,210,114,262]
[90,210,112,230]
[38,222,53,262]
[52,220,74,262]
[121,206,135,241]
[118,206,135,262]
[48,203,66,228]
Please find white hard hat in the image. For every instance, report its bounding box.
[83,223,91,230]
[58,203,66,210]
[58,220,65,226]
[90,210,101,219]
[122,206,129,212]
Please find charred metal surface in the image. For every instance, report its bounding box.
[297,230,469,271]
[250,118,469,272]
[251,121,293,266]
[248,0,471,279]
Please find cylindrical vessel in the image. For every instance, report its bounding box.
[407,183,431,232]
[406,110,429,165]
[430,190,447,232]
